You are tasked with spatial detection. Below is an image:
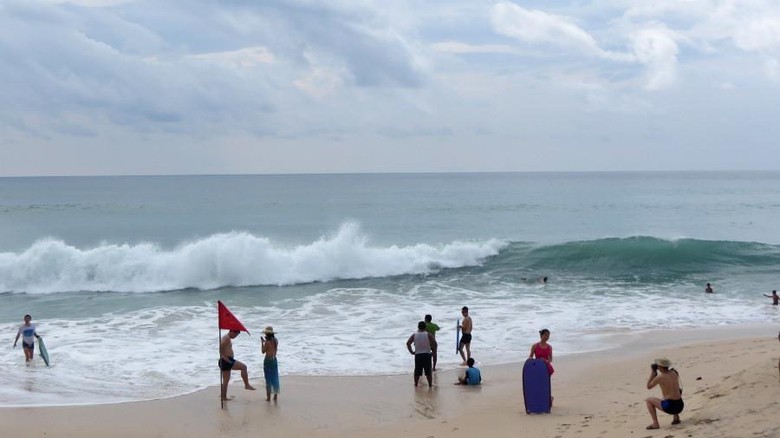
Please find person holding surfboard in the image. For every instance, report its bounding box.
[529,329,554,376]
[457,306,472,366]
[219,330,256,401]
[13,314,40,365]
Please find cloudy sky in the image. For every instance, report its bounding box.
[1,0,779,176]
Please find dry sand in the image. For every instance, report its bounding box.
[2,325,778,438]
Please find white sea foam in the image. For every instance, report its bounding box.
[1,277,777,406]
[0,223,506,293]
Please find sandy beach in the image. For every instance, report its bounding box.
[1,325,778,438]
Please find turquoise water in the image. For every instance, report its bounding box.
[1,172,778,405]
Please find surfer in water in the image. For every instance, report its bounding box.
[458,306,473,366]
[13,314,40,364]
[763,290,778,305]
[219,330,256,401]
[705,283,714,293]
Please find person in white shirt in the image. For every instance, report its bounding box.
[13,314,40,364]
[406,321,438,387]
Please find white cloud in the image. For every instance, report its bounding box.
[294,66,345,98]
[631,27,680,90]
[490,2,604,56]
[733,17,780,51]
[431,41,516,55]
[187,47,275,68]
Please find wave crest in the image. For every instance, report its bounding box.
[0,223,506,293]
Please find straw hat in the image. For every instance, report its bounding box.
[654,358,672,368]
[262,326,275,335]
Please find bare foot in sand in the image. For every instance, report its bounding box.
[646,424,660,430]
[245,384,256,390]
[221,396,235,401]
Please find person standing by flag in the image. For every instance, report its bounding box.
[217,301,255,402]
[261,326,280,401]
[220,330,256,400]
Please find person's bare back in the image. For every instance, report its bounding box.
[220,334,234,360]
[652,369,682,400]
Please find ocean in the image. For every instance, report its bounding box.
[1,172,779,406]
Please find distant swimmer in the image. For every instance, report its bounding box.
[764,290,779,305]
[705,283,714,294]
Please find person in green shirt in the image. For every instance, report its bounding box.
[424,314,440,371]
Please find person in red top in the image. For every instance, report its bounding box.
[529,328,554,375]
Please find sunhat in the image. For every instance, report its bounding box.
[654,358,672,368]
[262,326,275,335]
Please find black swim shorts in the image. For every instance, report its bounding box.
[414,353,432,377]
[460,333,472,345]
[661,398,684,415]
[22,341,34,351]
[218,357,236,371]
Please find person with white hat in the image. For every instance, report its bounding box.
[645,357,684,430]
[261,326,280,401]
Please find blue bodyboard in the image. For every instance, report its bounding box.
[455,318,460,355]
[38,337,50,367]
[522,359,551,414]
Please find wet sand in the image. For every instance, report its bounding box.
[1,325,778,438]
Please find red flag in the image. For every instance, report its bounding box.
[218,301,250,334]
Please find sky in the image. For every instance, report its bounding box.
[1,0,779,176]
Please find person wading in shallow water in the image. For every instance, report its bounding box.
[458,306,472,365]
[13,314,40,365]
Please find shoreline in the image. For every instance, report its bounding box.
[1,324,778,438]
[1,323,776,409]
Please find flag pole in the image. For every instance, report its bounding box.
[217,323,225,409]
[219,307,224,409]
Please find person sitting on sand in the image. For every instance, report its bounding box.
[219,330,256,401]
[456,357,482,385]
[705,283,714,293]
[645,358,684,430]
[764,290,779,305]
